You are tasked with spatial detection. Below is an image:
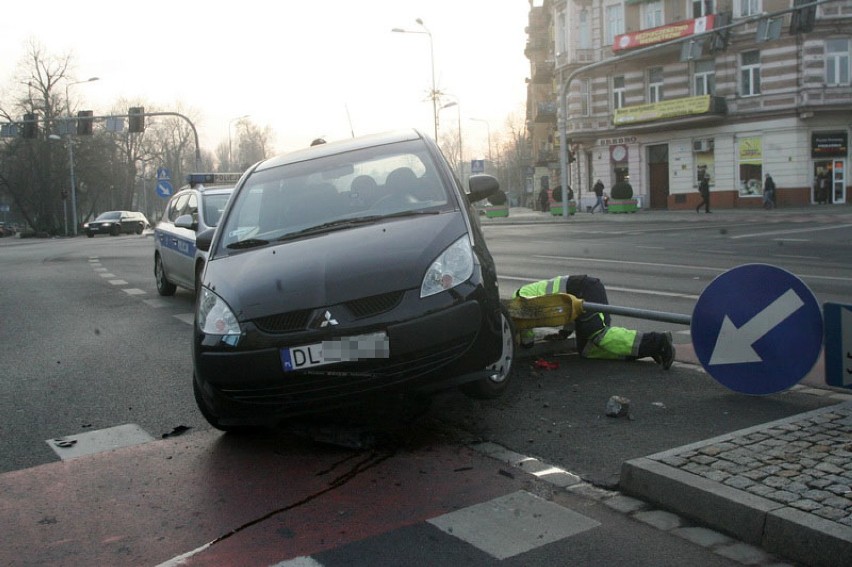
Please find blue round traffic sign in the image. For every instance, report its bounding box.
[691,264,823,395]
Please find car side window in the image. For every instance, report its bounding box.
[186,194,199,222]
[169,194,190,222]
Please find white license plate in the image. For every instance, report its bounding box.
[281,332,390,372]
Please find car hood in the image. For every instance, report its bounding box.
[205,212,469,321]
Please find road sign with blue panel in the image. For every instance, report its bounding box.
[157,167,171,181]
[691,264,823,395]
[824,303,852,389]
[156,180,173,199]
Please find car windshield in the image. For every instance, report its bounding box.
[95,211,121,221]
[217,139,454,253]
[202,192,232,227]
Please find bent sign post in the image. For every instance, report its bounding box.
[691,264,823,395]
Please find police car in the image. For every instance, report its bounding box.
[154,173,241,295]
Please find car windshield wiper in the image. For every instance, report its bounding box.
[226,238,270,250]
[276,211,441,242]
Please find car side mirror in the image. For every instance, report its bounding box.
[196,228,215,252]
[175,214,197,231]
[467,174,500,203]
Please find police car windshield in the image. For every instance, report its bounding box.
[217,140,453,254]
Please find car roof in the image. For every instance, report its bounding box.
[254,129,427,173]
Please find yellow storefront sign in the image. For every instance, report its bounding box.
[613,95,713,126]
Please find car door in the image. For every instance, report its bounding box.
[157,193,193,289]
[171,192,199,287]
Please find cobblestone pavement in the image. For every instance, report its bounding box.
[622,401,852,566]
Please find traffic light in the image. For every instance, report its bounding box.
[128,107,145,133]
[77,110,94,136]
[22,113,38,139]
[790,0,816,34]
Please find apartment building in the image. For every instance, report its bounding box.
[526,0,852,209]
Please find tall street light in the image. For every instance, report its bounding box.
[228,114,249,171]
[64,76,99,236]
[469,117,492,163]
[440,100,463,179]
[392,18,438,141]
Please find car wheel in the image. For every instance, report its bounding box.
[135,222,144,235]
[110,226,120,236]
[193,375,257,434]
[154,253,177,296]
[87,233,94,238]
[460,305,515,400]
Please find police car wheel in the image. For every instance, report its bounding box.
[460,305,515,400]
[155,254,177,296]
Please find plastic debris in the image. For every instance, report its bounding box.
[162,425,192,439]
[534,358,560,370]
[605,395,631,418]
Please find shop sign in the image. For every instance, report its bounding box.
[613,15,714,52]
[811,132,848,158]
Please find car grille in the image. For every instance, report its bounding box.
[345,291,404,318]
[253,309,312,333]
[221,334,475,406]
[250,291,405,333]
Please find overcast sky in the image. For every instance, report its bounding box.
[0,1,530,159]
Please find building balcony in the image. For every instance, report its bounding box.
[535,101,558,123]
[535,150,558,166]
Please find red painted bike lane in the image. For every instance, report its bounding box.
[0,428,528,566]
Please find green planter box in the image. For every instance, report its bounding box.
[608,199,638,213]
[485,205,509,218]
[550,201,576,216]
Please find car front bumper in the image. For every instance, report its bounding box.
[193,287,502,425]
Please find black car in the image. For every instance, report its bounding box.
[83,211,149,237]
[192,129,515,430]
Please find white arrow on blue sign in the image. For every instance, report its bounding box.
[691,264,823,395]
[156,179,173,199]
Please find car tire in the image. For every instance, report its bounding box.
[460,305,515,400]
[87,233,94,238]
[193,376,257,434]
[135,222,144,235]
[154,253,177,296]
[110,226,120,236]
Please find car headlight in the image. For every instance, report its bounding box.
[197,287,241,336]
[420,236,474,298]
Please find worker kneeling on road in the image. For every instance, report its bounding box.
[515,275,675,369]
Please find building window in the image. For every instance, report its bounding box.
[605,4,625,46]
[692,0,715,18]
[579,9,591,50]
[643,1,664,29]
[826,39,851,86]
[580,79,592,116]
[738,0,761,17]
[738,136,764,197]
[649,67,664,103]
[556,7,567,56]
[613,75,626,109]
[740,50,761,96]
[694,60,716,95]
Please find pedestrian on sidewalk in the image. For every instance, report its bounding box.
[696,175,711,213]
[763,173,776,210]
[591,180,605,213]
[515,275,675,369]
[538,187,549,212]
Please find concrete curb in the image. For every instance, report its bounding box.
[620,403,852,567]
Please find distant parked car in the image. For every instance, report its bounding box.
[83,211,149,237]
[0,223,16,237]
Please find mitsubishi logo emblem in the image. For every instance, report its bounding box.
[319,310,338,327]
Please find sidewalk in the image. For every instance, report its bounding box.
[494,207,852,566]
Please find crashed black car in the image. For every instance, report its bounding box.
[192,129,514,430]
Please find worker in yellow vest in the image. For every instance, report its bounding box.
[516,275,675,369]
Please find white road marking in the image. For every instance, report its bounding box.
[46,424,154,461]
[123,288,146,296]
[174,313,194,325]
[108,279,128,285]
[428,490,600,560]
[730,223,852,240]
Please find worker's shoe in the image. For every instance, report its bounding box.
[653,332,675,370]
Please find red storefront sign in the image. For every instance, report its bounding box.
[613,15,715,53]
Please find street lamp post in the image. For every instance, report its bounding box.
[392,18,438,141]
[470,117,492,163]
[228,114,249,170]
[64,77,99,236]
[440,100,463,179]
